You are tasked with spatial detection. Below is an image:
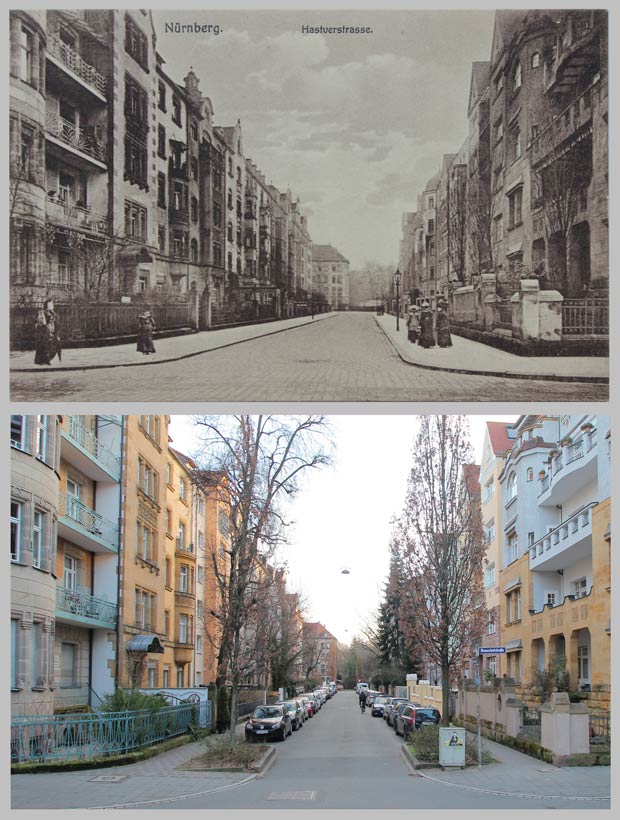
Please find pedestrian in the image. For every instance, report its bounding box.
[406,306,420,344]
[436,304,452,348]
[359,689,368,713]
[419,301,435,348]
[34,310,52,365]
[136,305,156,355]
[44,302,62,363]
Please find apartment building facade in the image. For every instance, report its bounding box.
[311,244,350,309]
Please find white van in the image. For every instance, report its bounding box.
[355,681,369,695]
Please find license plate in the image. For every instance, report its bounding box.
[421,721,433,726]
[256,730,268,734]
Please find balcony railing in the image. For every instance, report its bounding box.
[48,35,107,97]
[47,195,109,236]
[175,538,194,553]
[59,493,118,548]
[539,429,597,497]
[65,416,120,477]
[45,112,106,164]
[529,501,596,566]
[529,84,594,165]
[56,586,117,627]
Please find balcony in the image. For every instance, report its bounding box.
[544,12,599,94]
[56,586,117,629]
[529,501,595,571]
[529,84,594,167]
[58,493,119,553]
[45,112,107,171]
[174,643,193,665]
[61,417,120,482]
[538,430,598,506]
[47,195,109,239]
[175,539,195,558]
[46,35,107,102]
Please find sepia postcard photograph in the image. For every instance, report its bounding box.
[8,7,609,402]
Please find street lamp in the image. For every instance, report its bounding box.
[393,268,401,331]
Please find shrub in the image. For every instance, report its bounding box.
[409,725,440,761]
[100,689,169,714]
[199,734,264,768]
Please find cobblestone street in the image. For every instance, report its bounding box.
[10,313,608,402]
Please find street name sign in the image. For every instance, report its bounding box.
[479,647,506,654]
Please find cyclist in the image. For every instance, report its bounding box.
[359,688,367,714]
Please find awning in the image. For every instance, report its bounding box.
[505,242,523,259]
[126,635,165,654]
[505,639,523,652]
[503,576,522,593]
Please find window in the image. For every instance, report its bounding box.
[507,532,518,564]
[531,52,540,68]
[157,173,166,209]
[35,415,48,462]
[190,157,198,181]
[124,200,147,240]
[527,532,535,547]
[578,645,589,680]
[140,415,160,443]
[165,557,172,588]
[125,74,148,125]
[488,656,496,676]
[137,457,158,501]
[508,588,522,621]
[483,478,494,502]
[484,562,496,588]
[135,588,156,630]
[196,634,203,654]
[493,118,504,144]
[11,415,25,450]
[63,554,80,591]
[484,519,495,543]
[177,667,184,687]
[124,137,148,190]
[546,592,556,607]
[526,467,534,481]
[166,461,173,486]
[513,61,522,92]
[11,501,22,562]
[19,25,34,84]
[32,509,44,569]
[147,665,156,687]
[163,667,170,687]
[179,613,188,643]
[125,15,148,70]
[573,577,588,599]
[428,196,435,209]
[507,472,517,502]
[165,508,172,536]
[227,222,233,242]
[158,224,165,252]
[178,521,186,549]
[164,610,170,639]
[213,204,222,227]
[508,187,523,228]
[510,125,522,162]
[172,95,182,126]
[158,80,166,111]
[61,642,77,687]
[157,125,166,158]
[136,521,157,563]
[427,219,435,234]
[30,622,44,688]
[190,120,198,141]
[11,620,19,689]
[191,196,198,222]
[487,615,496,635]
[179,564,188,592]
[197,565,204,584]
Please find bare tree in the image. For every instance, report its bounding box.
[466,177,494,279]
[191,415,332,739]
[395,416,486,724]
[447,167,468,284]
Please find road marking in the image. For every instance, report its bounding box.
[267,790,316,801]
[416,771,609,802]
[88,775,128,783]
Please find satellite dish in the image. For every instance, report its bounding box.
[340,567,351,575]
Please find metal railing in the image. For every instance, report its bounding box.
[59,492,119,549]
[11,702,208,764]
[45,112,106,164]
[539,430,597,496]
[562,299,608,337]
[48,35,107,97]
[65,416,121,477]
[589,712,610,745]
[56,586,117,626]
[47,195,109,236]
[520,705,541,741]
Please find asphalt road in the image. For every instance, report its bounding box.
[10,313,607,402]
[11,692,610,811]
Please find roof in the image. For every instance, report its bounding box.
[311,244,349,264]
[126,635,165,654]
[169,446,196,471]
[303,622,337,641]
[486,421,513,456]
[471,61,491,93]
[424,171,440,192]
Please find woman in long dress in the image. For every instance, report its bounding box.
[436,306,452,347]
[34,310,51,365]
[137,308,156,354]
[419,302,435,348]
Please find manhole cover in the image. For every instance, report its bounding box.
[267,790,316,801]
[89,775,128,783]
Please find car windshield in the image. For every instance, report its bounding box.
[375,696,388,704]
[282,702,297,712]
[253,706,282,719]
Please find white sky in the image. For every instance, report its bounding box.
[168,414,516,645]
[151,9,496,268]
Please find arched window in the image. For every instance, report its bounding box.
[227,222,233,242]
[190,238,198,263]
[507,472,518,500]
[227,251,232,271]
[531,52,540,68]
[526,467,533,482]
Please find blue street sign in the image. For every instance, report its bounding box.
[479,647,506,654]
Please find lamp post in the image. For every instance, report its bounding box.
[393,268,401,331]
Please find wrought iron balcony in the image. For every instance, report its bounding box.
[62,416,120,480]
[58,493,119,553]
[47,35,107,98]
[47,195,109,237]
[45,112,106,165]
[56,586,117,628]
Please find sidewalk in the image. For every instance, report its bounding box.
[376,314,608,383]
[10,313,337,373]
[414,736,610,802]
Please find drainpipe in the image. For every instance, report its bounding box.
[114,417,126,690]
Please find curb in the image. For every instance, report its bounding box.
[375,318,608,384]
[10,314,335,374]
[179,743,275,774]
[400,742,437,772]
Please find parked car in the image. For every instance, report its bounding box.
[371,694,390,717]
[365,690,381,707]
[278,699,305,730]
[307,692,321,711]
[245,704,292,742]
[385,698,409,727]
[298,695,313,718]
[413,707,441,730]
[355,682,369,695]
[395,705,440,740]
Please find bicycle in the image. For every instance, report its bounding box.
[360,700,366,714]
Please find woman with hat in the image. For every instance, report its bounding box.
[406,305,420,344]
[436,303,452,348]
[419,302,435,348]
[136,305,156,355]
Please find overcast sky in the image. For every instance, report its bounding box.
[151,10,496,268]
[168,414,516,646]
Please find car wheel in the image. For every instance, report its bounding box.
[281,727,286,741]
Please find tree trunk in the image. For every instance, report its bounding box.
[441,658,451,726]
